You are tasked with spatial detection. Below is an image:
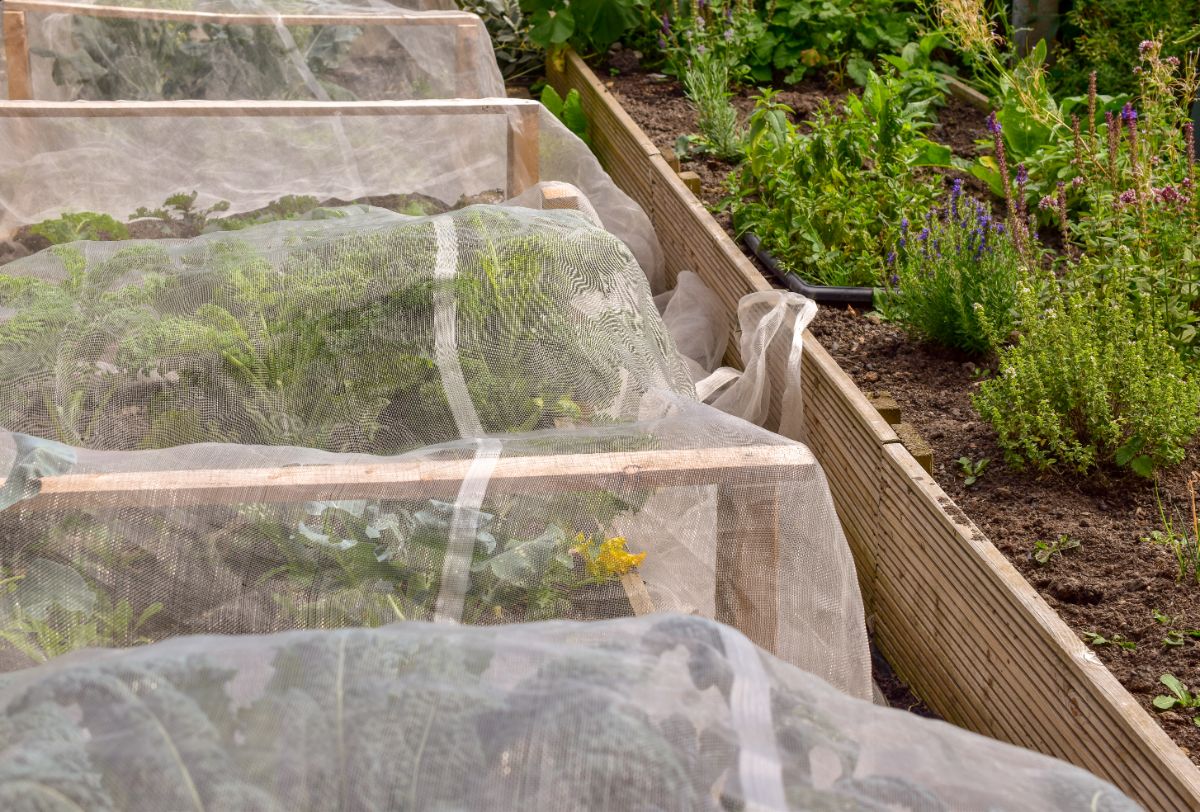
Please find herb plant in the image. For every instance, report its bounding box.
[883,181,1021,354]
[975,273,1200,477]
[728,71,952,287]
[1032,534,1081,565]
[955,454,990,486]
[1081,630,1137,650]
[28,211,129,245]
[1153,674,1200,727]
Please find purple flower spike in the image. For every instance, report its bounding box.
[1121,103,1138,123]
[1037,195,1054,210]
[985,112,1001,135]
[886,251,896,265]
[918,227,930,242]
[1015,164,1028,186]
[900,216,909,233]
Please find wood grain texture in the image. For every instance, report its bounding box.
[548,47,1200,808]
[0,98,538,117]
[6,444,817,510]
[4,0,473,26]
[2,11,33,100]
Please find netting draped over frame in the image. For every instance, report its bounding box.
[0,614,1138,811]
[0,393,872,698]
[0,205,689,452]
[0,100,666,289]
[1,0,504,102]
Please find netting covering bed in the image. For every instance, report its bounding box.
[0,0,503,101]
[0,614,1138,811]
[0,99,665,290]
[0,202,872,698]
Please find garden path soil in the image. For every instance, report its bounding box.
[604,61,1200,762]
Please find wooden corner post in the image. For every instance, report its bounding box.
[506,103,539,197]
[715,483,781,653]
[3,10,33,100]
[454,23,478,98]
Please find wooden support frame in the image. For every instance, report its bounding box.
[545,47,1200,808]
[2,11,33,100]
[3,443,799,646]
[0,98,542,196]
[1,0,486,99]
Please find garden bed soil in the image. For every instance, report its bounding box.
[602,59,1200,762]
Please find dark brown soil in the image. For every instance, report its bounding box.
[605,63,1200,761]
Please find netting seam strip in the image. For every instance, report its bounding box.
[718,624,788,812]
[432,216,484,437]
[695,367,741,402]
[433,437,502,624]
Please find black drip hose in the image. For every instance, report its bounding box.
[742,233,878,308]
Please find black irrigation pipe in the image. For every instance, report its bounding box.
[742,232,879,308]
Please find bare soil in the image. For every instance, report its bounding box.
[604,60,1200,761]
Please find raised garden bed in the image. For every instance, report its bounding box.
[547,48,1200,808]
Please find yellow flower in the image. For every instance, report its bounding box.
[573,533,645,579]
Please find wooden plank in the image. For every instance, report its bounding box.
[5,444,817,510]
[620,573,655,616]
[2,10,33,101]
[3,0,474,27]
[539,182,579,212]
[507,102,539,196]
[877,443,1200,808]
[0,98,538,117]
[454,22,479,97]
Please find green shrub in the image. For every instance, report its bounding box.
[1052,0,1197,96]
[728,72,951,287]
[974,272,1200,477]
[29,212,129,245]
[882,182,1022,355]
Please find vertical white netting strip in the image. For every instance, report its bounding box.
[431,216,483,437]
[433,437,502,624]
[718,623,788,811]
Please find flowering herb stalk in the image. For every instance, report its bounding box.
[882,180,1023,355]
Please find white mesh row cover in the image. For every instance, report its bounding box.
[0,614,1138,811]
[0,100,666,289]
[0,392,872,698]
[0,204,688,451]
[1,0,504,102]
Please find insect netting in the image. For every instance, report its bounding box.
[0,199,871,693]
[0,614,1138,811]
[0,396,872,699]
[0,99,665,291]
[0,0,504,102]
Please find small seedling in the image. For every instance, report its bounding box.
[956,456,989,487]
[1081,631,1136,650]
[1153,608,1173,625]
[1164,629,1200,647]
[1032,534,1080,565]
[1152,674,1200,727]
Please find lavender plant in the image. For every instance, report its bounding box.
[656,1,757,160]
[882,179,1022,355]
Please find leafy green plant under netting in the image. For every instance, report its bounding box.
[0,205,690,453]
[0,614,1140,810]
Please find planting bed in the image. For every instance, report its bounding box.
[600,56,1200,764]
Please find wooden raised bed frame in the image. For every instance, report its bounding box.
[547,49,1200,809]
[2,1,486,100]
[7,444,796,653]
[0,98,542,200]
